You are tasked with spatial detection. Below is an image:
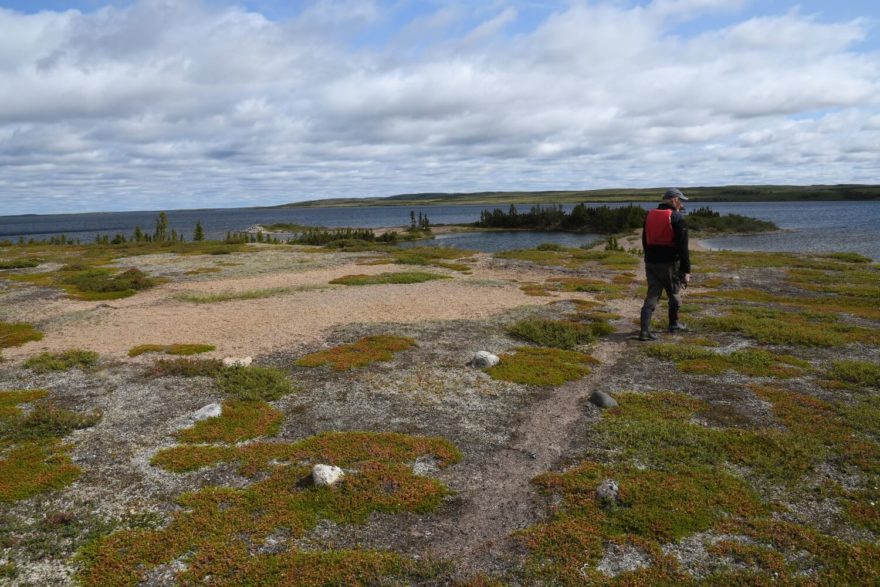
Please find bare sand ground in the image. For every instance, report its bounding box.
[4,253,576,361]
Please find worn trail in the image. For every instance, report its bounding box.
[423,333,630,577]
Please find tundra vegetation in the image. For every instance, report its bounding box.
[0,227,877,585]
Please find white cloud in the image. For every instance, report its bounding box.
[0,0,878,213]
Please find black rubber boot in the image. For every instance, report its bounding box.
[639,307,656,341]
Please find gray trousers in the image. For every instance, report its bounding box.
[640,262,682,328]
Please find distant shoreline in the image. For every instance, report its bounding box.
[272,184,880,209]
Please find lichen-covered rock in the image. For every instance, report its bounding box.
[192,403,222,421]
[312,464,345,487]
[469,351,500,368]
[596,479,620,504]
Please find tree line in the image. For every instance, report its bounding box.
[477,204,647,233]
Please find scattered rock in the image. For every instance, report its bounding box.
[222,356,252,367]
[596,479,620,504]
[191,403,222,421]
[413,455,440,476]
[312,464,344,487]
[469,351,500,368]
[589,390,618,409]
[595,540,652,577]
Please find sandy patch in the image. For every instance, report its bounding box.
[5,256,537,361]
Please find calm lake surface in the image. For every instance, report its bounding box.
[1,201,878,259]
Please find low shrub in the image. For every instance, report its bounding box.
[149,358,223,378]
[0,258,41,269]
[175,400,283,444]
[507,319,599,350]
[329,272,449,286]
[828,360,880,388]
[24,350,99,373]
[214,365,295,401]
[486,347,597,386]
[297,335,417,370]
[129,343,215,357]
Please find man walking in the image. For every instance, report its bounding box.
[639,188,691,341]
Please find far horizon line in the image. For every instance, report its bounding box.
[3,183,878,217]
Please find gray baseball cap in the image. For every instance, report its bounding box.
[662,188,688,201]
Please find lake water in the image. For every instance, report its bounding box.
[0,201,878,259]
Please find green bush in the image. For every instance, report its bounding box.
[0,258,41,269]
[0,322,43,349]
[63,268,154,294]
[149,358,224,378]
[214,365,295,401]
[330,272,449,286]
[508,319,599,350]
[24,350,99,373]
[829,360,880,388]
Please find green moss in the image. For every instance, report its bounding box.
[128,343,215,357]
[149,357,223,378]
[486,347,597,386]
[214,365,296,401]
[82,432,460,586]
[174,401,283,444]
[0,321,43,349]
[23,349,99,373]
[329,271,450,286]
[296,335,417,370]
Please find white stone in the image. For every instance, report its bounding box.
[222,356,252,367]
[192,403,222,421]
[470,351,500,368]
[312,464,345,487]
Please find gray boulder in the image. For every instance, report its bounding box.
[589,390,618,409]
[469,351,500,368]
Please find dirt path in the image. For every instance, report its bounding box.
[424,333,630,577]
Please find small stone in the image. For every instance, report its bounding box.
[469,351,500,368]
[413,456,439,476]
[596,479,620,504]
[589,390,618,409]
[312,464,344,487]
[192,403,222,421]
[222,356,252,367]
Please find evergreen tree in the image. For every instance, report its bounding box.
[154,212,169,242]
[193,220,205,241]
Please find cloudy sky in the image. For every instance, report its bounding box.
[1,0,878,214]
